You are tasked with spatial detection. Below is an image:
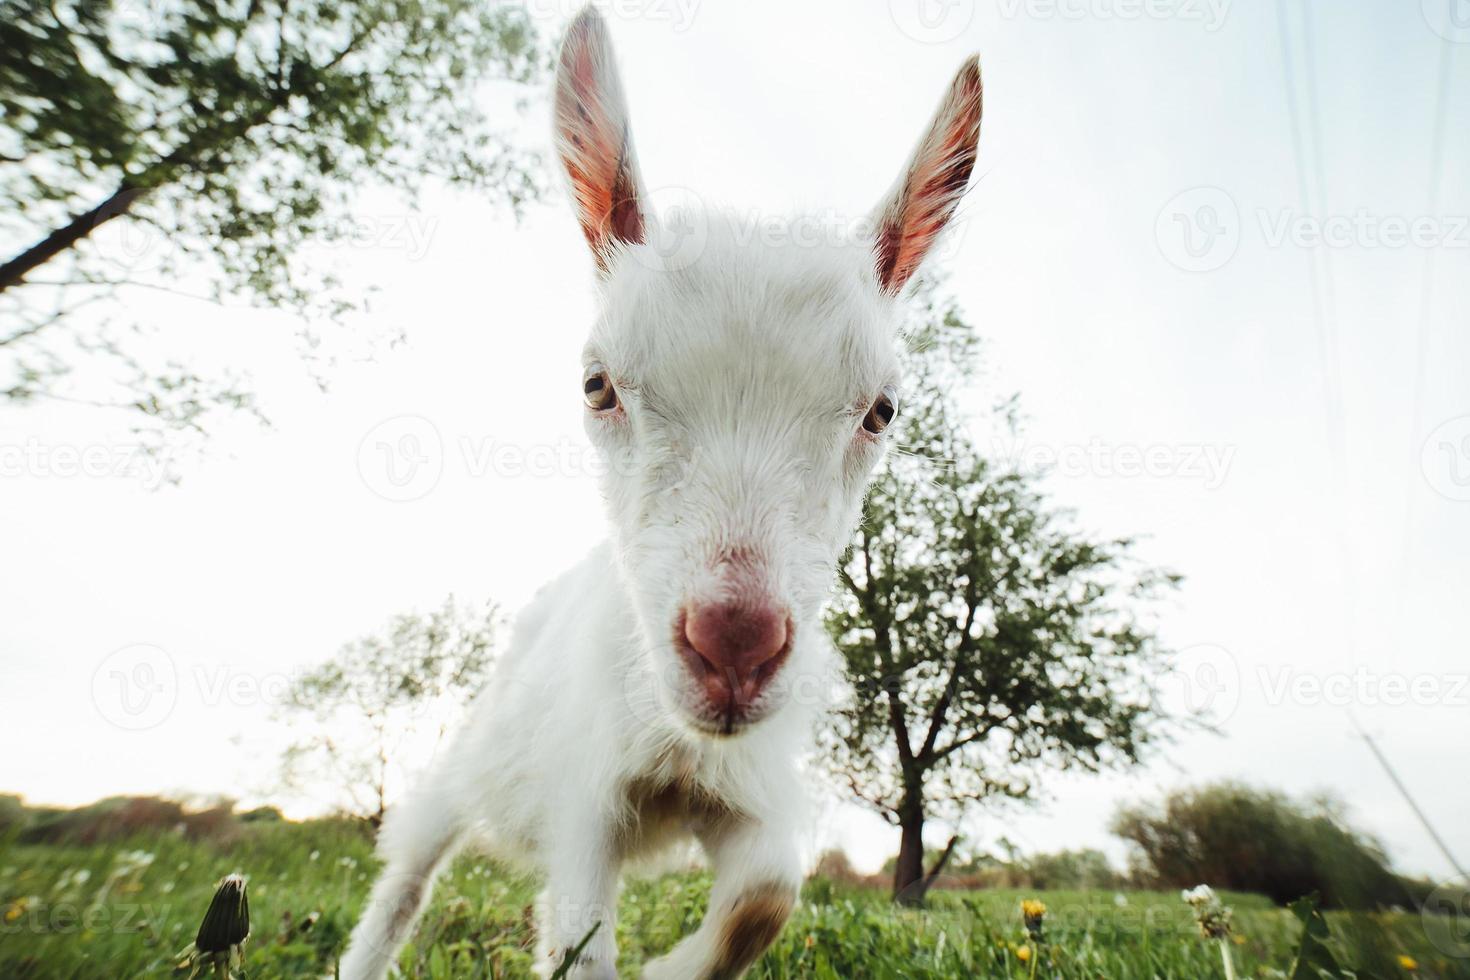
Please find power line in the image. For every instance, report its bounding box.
[1278,0,1467,884]
[1348,713,1467,881]
[1399,30,1460,607]
[1274,2,1348,531]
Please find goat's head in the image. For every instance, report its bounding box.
[553,9,981,738]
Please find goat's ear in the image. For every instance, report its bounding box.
[554,8,646,270]
[870,56,982,294]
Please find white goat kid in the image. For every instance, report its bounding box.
[340,9,981,979]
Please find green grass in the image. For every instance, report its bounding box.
[1,819,1463,978]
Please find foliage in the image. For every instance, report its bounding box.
[16,796,239,846]
[1287,894,1344,980]
[823,286,1180,902]
[1112,783,1417,910]
[0,0,546,448]
[871,846,1129,893]
[1017,849,1128,892]
[276,596,501,825]
[0,811,1458,979]
[0,795,25,836]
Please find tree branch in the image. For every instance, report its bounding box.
[918,573,983,761]
[925,834,960,881]
[0,184,138,295]
[929,720,1000,762]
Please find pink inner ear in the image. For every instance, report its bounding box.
[875,60,982,294]
[557,17,645,263]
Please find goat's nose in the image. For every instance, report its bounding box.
[681,601,791,708]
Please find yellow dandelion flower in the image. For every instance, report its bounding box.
[3,904,23,923]
[1233,934,1247,945]
[1016,945,1032,963]
[1021,898,1047,944]
[1398,955,1418,971]
[803,934,815,950]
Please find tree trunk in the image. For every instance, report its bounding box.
[894,803,961,907]
[0,183,140,295]
[893,803,928,906]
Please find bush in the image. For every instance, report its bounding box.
[1019,849,1127,891]
[1111,783,1414,909]
[18,796,240,845]
[0,794,27,836]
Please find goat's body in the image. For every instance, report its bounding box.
[340,9,982,977]
[340,545,815,979]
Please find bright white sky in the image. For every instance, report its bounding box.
[2,1,1467,882]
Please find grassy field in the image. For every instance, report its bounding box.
[1,815,1463,979]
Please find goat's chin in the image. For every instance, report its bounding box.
[666,684,785,740]
[677,707,772,740]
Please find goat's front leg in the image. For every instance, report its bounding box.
[642,818,801,980]
[535,814,621,980]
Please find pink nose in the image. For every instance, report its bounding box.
[679,600,792,710]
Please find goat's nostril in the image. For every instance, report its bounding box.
[681,600,791,706]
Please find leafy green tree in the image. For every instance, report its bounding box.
[1,0,545,444]
[823,289,1180,905]
[277,596,501,826]
[1112,782,1416,909]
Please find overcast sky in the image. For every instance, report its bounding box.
[2,0,1467,880]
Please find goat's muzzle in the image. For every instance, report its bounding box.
[675,600,793,733]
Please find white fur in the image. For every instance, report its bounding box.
[340,10,980,979]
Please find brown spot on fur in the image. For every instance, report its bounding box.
[387,880,424,940]
[709,882,795,980]
[616,776,738,860]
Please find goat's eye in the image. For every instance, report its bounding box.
[862,387,898,435]
[583,364,618,412]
